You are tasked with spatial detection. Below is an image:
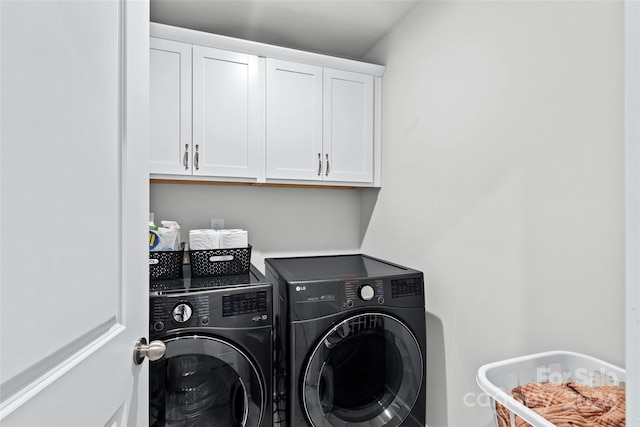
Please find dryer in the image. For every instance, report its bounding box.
[266,254,426,427]
[149,266,273,427]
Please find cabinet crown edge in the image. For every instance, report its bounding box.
[150,22,386,77]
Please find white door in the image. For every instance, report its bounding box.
[1,1,149,426]
[265,59,323,181]
[193,46,260,179]
[323,69,374,183]
[150,38,193,175]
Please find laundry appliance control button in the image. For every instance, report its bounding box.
[359,285,375,301]
[172,302,193,323]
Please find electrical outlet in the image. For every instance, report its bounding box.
[210,218,224,230]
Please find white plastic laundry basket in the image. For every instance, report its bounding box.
[476,351,626,427]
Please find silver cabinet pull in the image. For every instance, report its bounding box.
[183,144,189,170]
[133,337,166,365]
[195,145,200,170]
[317,153,322,176]
[325,154,330,176]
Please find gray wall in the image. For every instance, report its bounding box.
[150,184,363,269]
[361,1,625,426]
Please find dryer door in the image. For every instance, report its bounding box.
[302,312,423,427]
[150,335,264,427]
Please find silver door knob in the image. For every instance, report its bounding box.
[133,337,166,365]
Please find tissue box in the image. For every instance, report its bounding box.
[149,243,184,280]
[189,245,251,277]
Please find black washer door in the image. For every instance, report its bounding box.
[302,313,423,427]
[150,335,264,427]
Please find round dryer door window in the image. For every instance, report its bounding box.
[150,335,264,427]
[302,312,423,427]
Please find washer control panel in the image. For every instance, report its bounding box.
[149,284,272,336]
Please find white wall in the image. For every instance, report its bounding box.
[361,1,625,426]
[149,2,626,425]
[150,183,363,270]
[626,2,640,425]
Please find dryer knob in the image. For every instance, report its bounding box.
[359,285,375,301]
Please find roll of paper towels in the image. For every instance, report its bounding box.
[218,229,248,249]
[189,229,220,250]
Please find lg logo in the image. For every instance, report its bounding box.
[295,286,307,292]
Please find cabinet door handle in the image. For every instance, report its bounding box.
[325,154,330,176]
[183,144,189,170]
[195,145,200,170]
[317,153,322,176]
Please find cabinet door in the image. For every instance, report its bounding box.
[193,46,260,178]
[150,37,192,174]
[266,59,323,181]
[323,69,374,183]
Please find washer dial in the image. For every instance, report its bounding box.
[172,302,193,323]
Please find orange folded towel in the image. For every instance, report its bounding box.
[496,382,625,427]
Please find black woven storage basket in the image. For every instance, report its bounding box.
[189,245,251,277]
[149,243,184,280]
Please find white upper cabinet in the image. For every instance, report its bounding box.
[266,60,375,184]
[323,69,374,183]
[150,40,260,180]
[192,46,260,178]
[266,59,323,181]
[149,23,384,187]
[150,38,192,174]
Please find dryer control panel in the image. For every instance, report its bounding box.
[340,275,424,311]
[343,279,385,308]
[288,274,424,321]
